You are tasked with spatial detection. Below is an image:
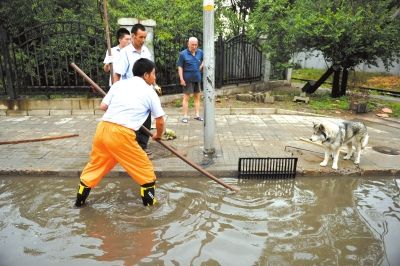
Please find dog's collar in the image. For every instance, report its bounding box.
[322,138,331,143]
[321,132,330,143]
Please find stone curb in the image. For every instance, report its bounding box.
[1,168,398,178]
[1,107,329,117]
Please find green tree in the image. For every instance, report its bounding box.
[249,0,296,79]
[292,0,400,69]
[106,0,203,43]
[0,0,101,32]
[250,0,400,95]
[215,0,257,37]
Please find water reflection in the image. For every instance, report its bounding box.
[354,178,400,266]
[0,176,399,265]
[77,207,154,265]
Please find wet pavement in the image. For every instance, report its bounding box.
[0,107,399,179]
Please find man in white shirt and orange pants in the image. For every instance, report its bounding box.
[75,58,165,207]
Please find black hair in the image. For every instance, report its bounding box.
[116,28,130,40]
[132,58,155,77]
[131,23,146,35]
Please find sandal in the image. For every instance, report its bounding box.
[181,118,188,123]
[194,116,204,121]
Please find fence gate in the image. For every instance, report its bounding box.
[215,35,262,87]
[154,33,262,95]
[0,21,108,98]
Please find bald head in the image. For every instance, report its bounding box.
[187,37,199,53]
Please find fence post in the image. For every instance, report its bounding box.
[215,35,223,88]
[0,27,15,99]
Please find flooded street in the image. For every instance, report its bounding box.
[0,176,399,266]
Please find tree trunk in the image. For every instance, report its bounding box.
[302,66,336,94]
[331,69,341,98]
[340,68,348,96]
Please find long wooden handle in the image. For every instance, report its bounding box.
[70,63,107,95]
[140,126,239,192]
[0,134,79,145]
[69,62,239,192]
[103,0,114,80]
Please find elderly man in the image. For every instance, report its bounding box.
[177,37,204,123]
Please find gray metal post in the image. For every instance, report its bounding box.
[203,0,215,155]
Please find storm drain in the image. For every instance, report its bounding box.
[372,146,400,155]
[238,157,298,179]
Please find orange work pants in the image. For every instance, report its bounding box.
[80,121,156,188]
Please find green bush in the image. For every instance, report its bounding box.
[308,93,349,112]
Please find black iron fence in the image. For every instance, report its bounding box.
[0,21,107,98]
[154,33,263,94]
[215,35,263,87]
[0,21,262,99]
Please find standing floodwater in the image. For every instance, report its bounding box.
[0,176,399,265]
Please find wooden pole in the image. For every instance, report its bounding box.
[69,62,239,193]
[70,63,107,95]
[103,0,114,80]
[0,134,79,145]
[139,126,239,192]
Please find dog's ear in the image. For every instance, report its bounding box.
[319,124,325,131]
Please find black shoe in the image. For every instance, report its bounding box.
[140,182,157,206]
[75,182,91,207]
[143,148,152,155]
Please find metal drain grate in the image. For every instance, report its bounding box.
[238,157,298,179]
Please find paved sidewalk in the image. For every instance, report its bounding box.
[0,108,399,178]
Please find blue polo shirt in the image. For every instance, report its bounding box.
[177,48,203,82]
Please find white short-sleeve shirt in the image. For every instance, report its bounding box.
[113,44,153,80]
[103,45,123,85]
[101,77,165,130]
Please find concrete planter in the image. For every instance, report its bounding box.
[349,101,368,113]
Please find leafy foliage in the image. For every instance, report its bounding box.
[106,0,203,43]
[293,68,400,91]
[291,0,400,68]
[0,0,101,32]
[1,0,205,46]
[215,0,257,37]
[248,0,297,76]
[249,0,400,74]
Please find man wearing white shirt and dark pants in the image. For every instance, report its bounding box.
[113,24,153,82]
[103,28,131,85]
[113,23,154,156]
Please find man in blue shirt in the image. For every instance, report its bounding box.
[177,37,204,123]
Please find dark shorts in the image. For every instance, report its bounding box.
[182,82,201,94]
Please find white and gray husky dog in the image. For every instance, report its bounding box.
[310,120,369,169]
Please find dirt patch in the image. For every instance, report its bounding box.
[147,141,181,160]
[163,85,360,118]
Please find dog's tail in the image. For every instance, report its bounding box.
[361,134,369,150]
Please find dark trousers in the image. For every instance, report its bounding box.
[136,113,151,149]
